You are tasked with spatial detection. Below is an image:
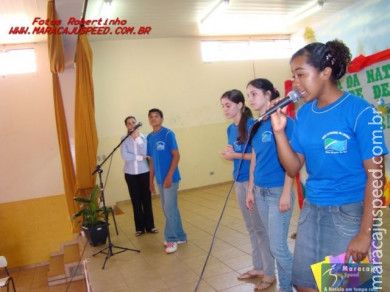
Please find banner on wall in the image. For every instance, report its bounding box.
[339,48,390,207]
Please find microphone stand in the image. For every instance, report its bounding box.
[194,118,263,291]
[91,129,140,269]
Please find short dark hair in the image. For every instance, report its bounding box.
[148,108,163,118]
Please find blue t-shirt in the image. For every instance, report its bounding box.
[147,127,181,185]
[227,118,255,182]
[290,92,388,206]
[251,117,294,188]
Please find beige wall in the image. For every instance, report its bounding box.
[91,37,291,206]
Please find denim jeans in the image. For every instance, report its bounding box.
[254,186,294,292]
[292,200,363,289]
[157,182,187,242]
[236,182,275,276]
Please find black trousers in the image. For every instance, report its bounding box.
[124,172,155,232]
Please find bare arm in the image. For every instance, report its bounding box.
[273,131,305,177]
[148,157,156,194]
[246,149,256,211]
[345,156,386,262]
[221,144,252,161]
[279,174,294,212]
[271,108,304,177]
[164,149,180,188]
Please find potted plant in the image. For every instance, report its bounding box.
[72,185,109,246]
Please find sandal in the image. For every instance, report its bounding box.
[237,270,264,280]
[254,277,276,291]
[135,231,144,236]
[147,228,159,234]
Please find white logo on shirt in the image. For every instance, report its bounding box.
[156,141,165,150]
[322,131,350,154]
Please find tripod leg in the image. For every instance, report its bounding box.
[93,243,140,269]
[101,248,112,269]
[92,245,110,257]
[92,168,141,269]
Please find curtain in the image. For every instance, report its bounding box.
[348,48,390,73]
[47,0,79,231]
[74,33,98,198]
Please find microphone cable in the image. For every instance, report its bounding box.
[193,120,261,292]
[65,237,89,292]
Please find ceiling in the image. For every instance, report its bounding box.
[1,0,360,46]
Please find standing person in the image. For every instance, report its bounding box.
[246,78,295,292]
[270,40,388,292]
[121,116,158,236]
[220,89,275,281]
[147,108,187,254]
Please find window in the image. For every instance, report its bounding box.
[200,39,292,62]
[0,48,36,76]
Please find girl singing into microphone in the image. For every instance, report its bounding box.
[271,40,388,291]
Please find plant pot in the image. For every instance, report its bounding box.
[82,222,108,246]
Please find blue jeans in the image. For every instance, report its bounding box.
[254,186,294,292]
[292,200,363,289]
[236,182,275,276]
[157,182,187,242]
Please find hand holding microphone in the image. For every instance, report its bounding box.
[265,89,301,133]
[257,89,301,122]
[128,121,142,135]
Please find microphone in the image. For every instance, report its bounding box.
[128,122,142,134]
[257,89,301,121]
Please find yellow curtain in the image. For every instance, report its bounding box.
[74,34,98,198]
[47,0,79,231]
[51,74,79,227]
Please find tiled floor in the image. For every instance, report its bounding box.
[7,182,390,291]
[85,182,299,292]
